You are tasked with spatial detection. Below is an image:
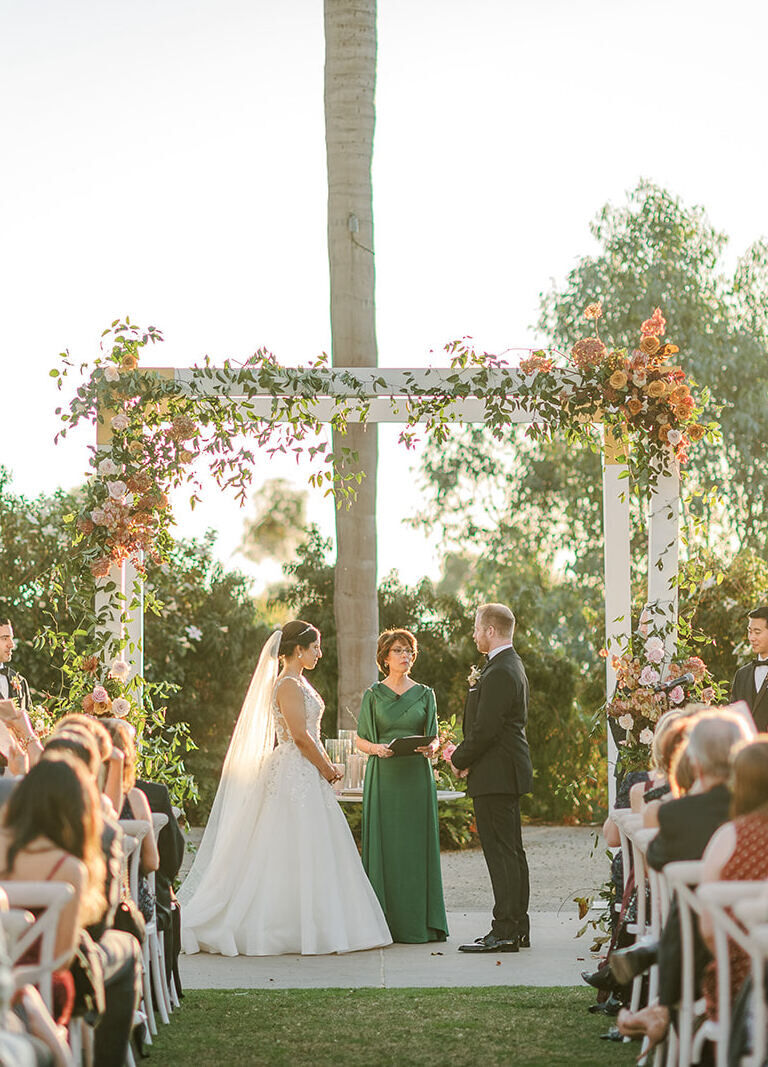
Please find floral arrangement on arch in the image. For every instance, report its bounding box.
[604,635,718,771]
[78,653,133,719]
[520,303,712,472]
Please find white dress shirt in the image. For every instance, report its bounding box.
[756,659,768,694]
[487,643,515,662]
[0,669,8,701]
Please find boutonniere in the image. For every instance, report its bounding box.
[10,676,21,693]
[467,665,482,686]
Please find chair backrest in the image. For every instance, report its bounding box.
[0,909,35,954]
[0,880,75,1012]
[119,819,151,904]
[151,812,168,837]
[696,880,768,1067]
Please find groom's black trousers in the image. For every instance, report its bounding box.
[473,794,530,940]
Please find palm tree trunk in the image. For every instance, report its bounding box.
[324,0,379,730]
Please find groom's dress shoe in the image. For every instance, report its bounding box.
[609,939,659,986]
[518,932,531,949]
[459,934,519,953]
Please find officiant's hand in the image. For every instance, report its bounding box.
[415,739,439,757]
[372,744,393,758]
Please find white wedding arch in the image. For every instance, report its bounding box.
[94,362,680,804]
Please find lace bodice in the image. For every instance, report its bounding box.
[272,676,325,745]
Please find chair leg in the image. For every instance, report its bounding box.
[141,940,157,1038]
[150,928,171,1018]
[149,931,171,1026]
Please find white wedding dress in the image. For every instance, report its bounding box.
[180,643,391,956]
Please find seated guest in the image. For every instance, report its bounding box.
[103,718,159,921]
[583,712,691,1001]
[54,713,124,815]
[42,736,142,1067]
[637,714,695,828]
[134,774,185,988]
[699,737,768,1020]
[0,892,64,1067]
[0,757,106,1028]
[616,709,756,1048]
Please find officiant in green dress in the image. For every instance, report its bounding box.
[356,629,448,943]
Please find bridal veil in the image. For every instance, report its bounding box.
[178,628,281,908]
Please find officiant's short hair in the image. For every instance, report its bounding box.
[476,603,515,638]
[376,629,418,674]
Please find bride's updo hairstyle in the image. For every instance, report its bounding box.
[279,620,320,660]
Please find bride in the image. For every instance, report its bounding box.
[179,620,392,955]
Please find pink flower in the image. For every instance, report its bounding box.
[641,308,667,337]
[111,413,130,432]
[92,686,109,703]
[98,458,121,477]
[668,685,685,705]
[104,366,120,383]
[701,686,715,704]
[90,507,107,525]
[109,659,130,681]
[639,728,654,745]
[107,480,128,500]
[639,666,660,687]
[442,742,457,762]
[667,429,683,446]
[644,636,664,656]
[618,713,634,731]
[646,647,664,664]
[112,697,131,718]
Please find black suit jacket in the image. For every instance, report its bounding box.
[646,783,731,871]
[451,646,534,797]
[136,779,185,928]
[731,662,768,731]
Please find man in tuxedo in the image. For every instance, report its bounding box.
[0,617,43,775]
[0,618,31,711]
[451,602,533,953]
[730,605,768,730]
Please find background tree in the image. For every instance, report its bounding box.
[239,478,308,564]
[415,181,768,661]
[324,0,380,730]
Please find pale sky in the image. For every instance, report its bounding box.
[2,0,766,589]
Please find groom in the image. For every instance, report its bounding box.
[450,603,533,953]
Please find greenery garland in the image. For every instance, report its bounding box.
[40,305,718,801]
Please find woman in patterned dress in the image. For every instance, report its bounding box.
[699,736,768,1019]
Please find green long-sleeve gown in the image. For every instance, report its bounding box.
[358,682,448,943]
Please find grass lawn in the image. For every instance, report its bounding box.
[148,987,638,1065]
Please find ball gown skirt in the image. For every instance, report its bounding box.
[181,737,392,956]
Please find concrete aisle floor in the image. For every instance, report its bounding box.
[180,910,596,990]
[179,825,606,990]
